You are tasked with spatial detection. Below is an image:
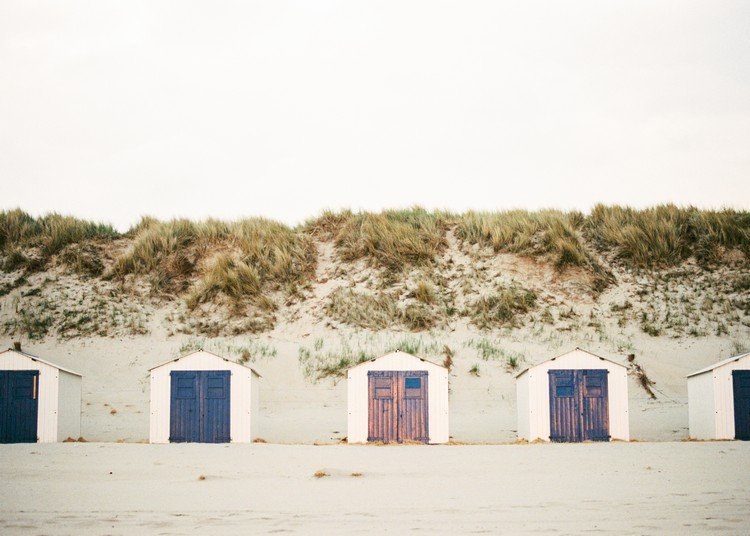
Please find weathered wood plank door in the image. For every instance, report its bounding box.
[549,369,609,442]
[0,371,39,444]
[368,371,428,443]
[733,370,750,440]
[170,371,231,443]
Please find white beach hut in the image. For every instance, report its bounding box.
[149,350,260,444]
[687,352,750,440]
[0,346,82,443]
[347,350,449,444]
[516,348,630,442]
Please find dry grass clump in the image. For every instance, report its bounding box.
[412,280,436,304]
[58,243,105,277]
[467,284,537,329]
[312,208,448,271]
[456,210,596,269]
[313,470,329,479]
[587,204,750,267]
[325,287,398,329]
[111,217,316,312]
[325,286,444,331]
[0,209,118,268]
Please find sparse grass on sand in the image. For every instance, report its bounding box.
[467,284,537,329]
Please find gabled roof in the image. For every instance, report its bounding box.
[687,352,750,378]
[148,349,262,377]
[515,347,626,378]
[347,350,446,371]
[0,348,82,377]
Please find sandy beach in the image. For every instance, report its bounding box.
[1,442,748,535]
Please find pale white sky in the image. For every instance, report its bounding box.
[1,1,749,230]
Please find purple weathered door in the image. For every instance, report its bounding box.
[368,371,428,443]
[549,369,609,442]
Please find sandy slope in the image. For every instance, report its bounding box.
[0,442,748,535]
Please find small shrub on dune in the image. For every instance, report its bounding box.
[401,303,436,331]
[186,253,270,311]
[325,287,398,329]
[413,280,436,304]
[468,284,537,329]
[58,243,105,277]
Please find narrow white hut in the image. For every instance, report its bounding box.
[347,350,449,444]
[0,346,82,443]
[687,352,750,440]
[516,348,630,442]
[149,350,260,444]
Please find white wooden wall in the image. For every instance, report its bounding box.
[149,351,256,443]
[687,372,715,440]
[347,351,449,444]
[0,350,63,443]
[712,354,750,439]
[57,371,82,441]
[518,349,630,441]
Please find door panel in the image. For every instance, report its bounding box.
[549,369,609,442]
[170,371,231,443]
[0,371,39,443]
[549,370,579,442]
[400,372,428,443]
[581,370,610,441]
[203,371,231,443]
[733,371,750,440]
[367,371,429,443]
[170,372,200,442]
[368,371,397,443]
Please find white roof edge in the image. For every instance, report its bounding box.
[347,349,447,372]
[687,352,750,378]
[148,349,262,377]
[515,347,626,378]
[0,348,82,377]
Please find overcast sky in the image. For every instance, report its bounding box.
[1,1,749,230]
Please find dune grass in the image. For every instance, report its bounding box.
[112,217,316,309]
[307,207,449,271]
[455,210,612,290]
[586,204,750,266]
[467,284,538,329]
[324,287,399,329]
[0,209,118,262]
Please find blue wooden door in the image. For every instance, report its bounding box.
[0,371,40,443]
[549,369,609,442]
[170,371,231,443]
[733,370,750,440]
[202,371,231,443]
